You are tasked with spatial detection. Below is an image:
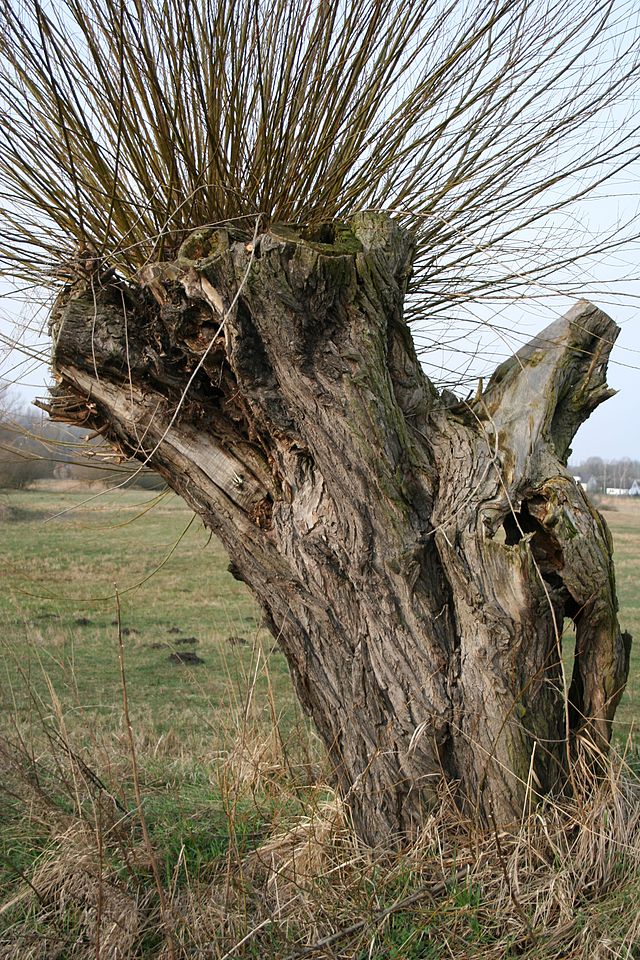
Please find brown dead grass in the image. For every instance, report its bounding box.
[3,723,640,960]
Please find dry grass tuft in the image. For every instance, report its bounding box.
[222,725,289,793]
[3,823,144,960]
[2,643,640,959]
[156,750,640,959]
[245,795,349,913]
[3,728,640,958]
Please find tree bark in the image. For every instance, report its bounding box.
[43,214,630,845]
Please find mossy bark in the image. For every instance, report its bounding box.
[44,214,630,845]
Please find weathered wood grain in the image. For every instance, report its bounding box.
[43,214,630,845]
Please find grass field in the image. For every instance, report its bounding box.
[1,484,639,959]
[604,497,640,735]
[1,484,300,742]
[2,485,638,744]
[1,485,318,957]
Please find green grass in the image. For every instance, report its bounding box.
[2,485,638,749]
[0,483,311,925]
[0,484,298,746]
[604,498,640,738]
[1,484,639,959]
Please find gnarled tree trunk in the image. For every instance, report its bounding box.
[44,214,630,846]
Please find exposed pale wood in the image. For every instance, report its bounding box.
[44,215,630,845]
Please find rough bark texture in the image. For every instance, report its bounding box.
[44,214,630,846]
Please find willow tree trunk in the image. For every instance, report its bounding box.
[45,214,630,846]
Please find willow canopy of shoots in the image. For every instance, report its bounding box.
[0,0,638,321]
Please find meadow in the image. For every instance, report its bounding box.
[1,484,639,959]
[0,485,297,746]
[606,498,640,735]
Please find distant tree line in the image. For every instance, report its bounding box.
[569,457,640,493]
[0,384,163,490]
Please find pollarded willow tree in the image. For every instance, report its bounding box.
[1,0,638,845]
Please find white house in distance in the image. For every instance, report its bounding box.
[573,475,600,494]
[605,481,640,496]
